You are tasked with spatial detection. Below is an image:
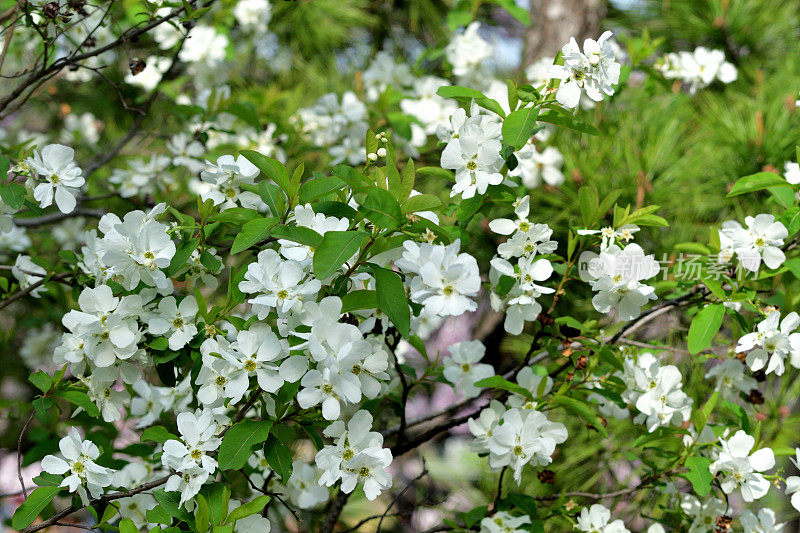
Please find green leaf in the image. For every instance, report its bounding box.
[195,494,211,533]
[230,217,278,254]
[141,425,179,443]
[359,187,403,228]
[436,85,487,100]
[225,495,270,524]
[371,265,410,337]
[727,172,791,197]
[401,193,442,214]
[685,456,713,496]
[313,230,367,279]
[538,111,599,135]
[416,167,455,181]
[269,224,323,248]
[12,486,61,529]
[491,0,530,24]
[257,182,286,218]
[550,395,608,437]
[154,490,192,522]
[687,304,724,355]
[502,106,540,149]
[694,390,719,433]
[473,375,532,399]
[208,208,260,226]
[578,186,599,227]
[240,150,291,194]
[56,390,100,418]
[780,207,800,236]
[298,176,345,204]
[264,434,292,481]
[218,420,273,471]
[0,182,26,210]
[166,238,200,276]
[29,371,52,393]
[146,505,172,525]
[340,289,378,313]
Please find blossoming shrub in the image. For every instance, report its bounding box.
[2,1,800,532]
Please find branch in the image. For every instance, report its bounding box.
[0,2,204,118]
[0,272,73,311]
[376,462,428,532]
[22,475,171,533]
[320,489,351,533]
[13,208,105,227]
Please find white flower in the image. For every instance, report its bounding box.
[445,22,494,79]
[130,381,169,428]
[117,493,157,529]
[298,365,360,420]
[396,240,481,317]
[12,255,46,298]
[443,340,494,398]
[125,55,171,91]
[497,223,558,260]
[583,244,660,321]
[148,295,199,350]
[0,223,31,253]
[200,154,262,210]
[198,337,248,405]
[80,368,129,422]
[577,225,640,251]
[480,511,531,533]
[165,465,210,507]
[239,249,321,319]
[509,143,565,188]
[740,509,784,533]
[489,254,555,335]
[736,309,800,376]
[680,494,726,533]
[552,32,621,108]
[709,430,774,502]
[705,358,758,402]
[161,410,221,475]
[785,161,800,185]
[507,366,552,410]
[233,0,271,28]
[179,25,229,64]
[41,428,114,504]
[222,323,305,392]
[784,448,800,511]
[315,410,392,500]
[280,204,348,263]
[441,123,504,199]
[487,408,568,482]
[656,47,737,93]
[633,364,692,432]
[338,447,393,500]
[61,284,143,368]
[399,77,458,135]
[575,504,630,533]
[26,144,85,213]
[99,204,176,292]
[362,51,412,102]
[720,214,788,272]
[285,461,328,509]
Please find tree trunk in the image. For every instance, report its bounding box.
[522,0,606,66]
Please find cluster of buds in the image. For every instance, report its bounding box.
[367,132,389,161]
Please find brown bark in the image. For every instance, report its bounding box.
[522,0,606,66]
